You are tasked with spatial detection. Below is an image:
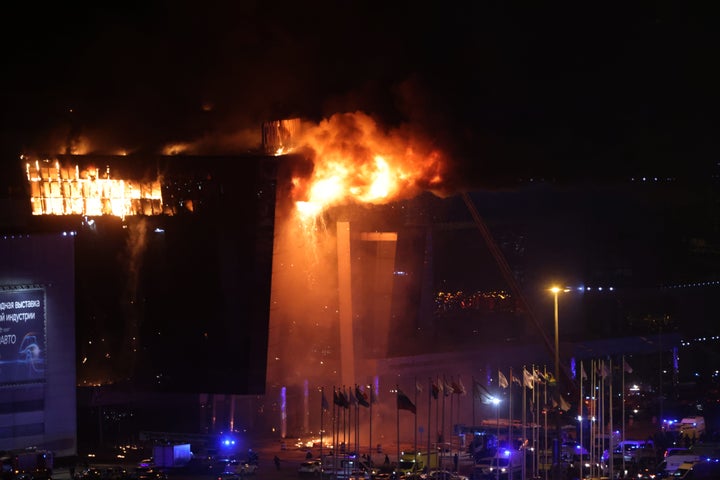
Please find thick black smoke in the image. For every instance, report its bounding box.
[1,3,716,195]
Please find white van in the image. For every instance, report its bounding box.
[321,455,371,480]
[613,439,654,461]
[657,453,700,477]
[679,416,705,439]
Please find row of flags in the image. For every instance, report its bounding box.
[322,358,634,415]
[428,376,466,399]
[322,385,418,414]
[325,385,373,411]
[579,357,633,379]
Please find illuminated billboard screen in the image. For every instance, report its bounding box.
[0,288,47,385]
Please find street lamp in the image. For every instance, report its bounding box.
[550,286,561,384]
[549,286,567,480]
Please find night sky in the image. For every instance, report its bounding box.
[1,2,717,193]
[1,2,718,408]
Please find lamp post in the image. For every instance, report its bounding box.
[550,287,561,384]
[549,286,566,480]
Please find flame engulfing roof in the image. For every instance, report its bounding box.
[263,112,450,220]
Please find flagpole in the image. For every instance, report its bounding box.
[427,377,432,463]
[321,387,325,463]
[622,355,626,467]
[496,401,500,480]
[543,365,548,480]
[355,385,360,456]
[342,386,347,455]
[530,364,540,477]
[414,377,418,457]
[396,384,401,472]
[439,374,447,466]
[508,367,512,445]
[356,387,360,457]
[438,374,447,468]
[435,376,440,466]
[579,361,583,478]
[347,386,351,454]
[344,386,348,455]
[333,386,338,474]
[610,358,618,477]
[522,367,527,480]
[472,376,476,428]
[449,377,455,453]
[594,359,598,479]
[346,387,351,455]
[369,384,373,463]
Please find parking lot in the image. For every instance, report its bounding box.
[57,439,476,480]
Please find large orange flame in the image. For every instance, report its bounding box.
[25,158,163,218]
[291,112,446,219]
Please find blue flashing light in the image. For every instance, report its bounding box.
[221,436,237,448]
[502,449,511,457]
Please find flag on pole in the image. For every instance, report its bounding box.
[523,368,535,389]
[416,379,424,393]
[322,391,330,412]
[511,372,522,386]
[397,389,417,414]
[431,379,441,400]
[443,377,453,396]
[456,376,467,395]
[334,388,350,408]
[473,379,494,404]
[623,358,633,374]
[348,388,358,406]
[555,394,571,412]
[356,386,370,407]
[450,377,464,395]
[498,370,509,389]
[580,364,587,380]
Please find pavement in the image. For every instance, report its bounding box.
[54,440,477,480]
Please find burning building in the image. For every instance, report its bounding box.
[1,112,699,457]
[1,113,553,450]
[1,147,283,450]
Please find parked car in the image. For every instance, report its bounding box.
[134,470,167,480]
[561,441,589,461]
[474,451,522,479]
[664,448,692,458]
[426,469,469,480]
[222,462,257,477]
[215,472,240,480]
[298,460,322,476]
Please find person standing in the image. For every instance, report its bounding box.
[274,455,281,470]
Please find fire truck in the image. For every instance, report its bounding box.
[0,449,54,480]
